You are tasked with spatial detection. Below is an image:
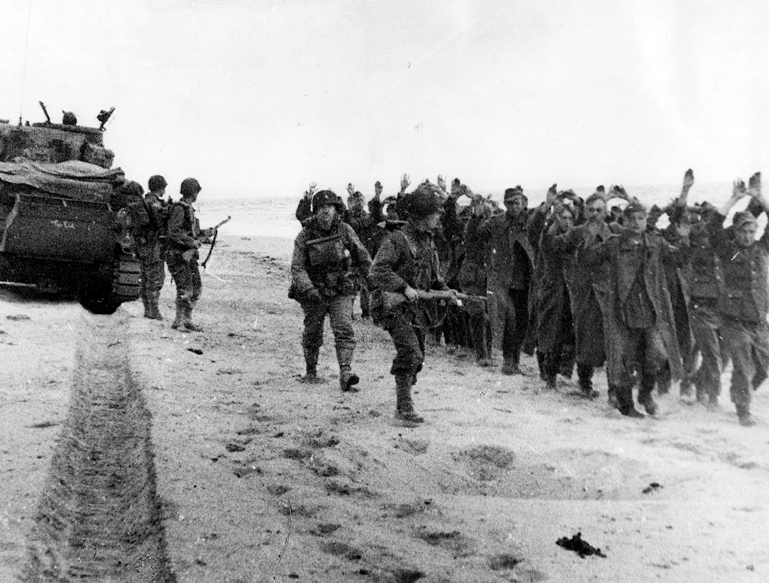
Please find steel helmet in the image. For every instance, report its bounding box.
[405,182,443,219]
[148,175,168,192]
[312,189,345,214]
[180,177,202,197]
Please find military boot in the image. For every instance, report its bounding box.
[301,347,324,384]
[737,405,756,427]
[501,356,521,376]
[337,347,360,392]
[617,386,644,418]
[707,391,720,411]
[147,292,163,321]
[395,373,423,424]
[184,302,203,332]
[577,363,598,399]
[607,386,620,409]
[141,294,151,318]
[171,300,190,333]
[638,375,658,415]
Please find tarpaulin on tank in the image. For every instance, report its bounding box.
[0,160,125,201]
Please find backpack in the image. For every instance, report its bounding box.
[126,198,151,230]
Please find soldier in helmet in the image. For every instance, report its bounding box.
[289,189,372,391]
[133,174,169,320]
[369,182,455,424]
[165,178,217,332]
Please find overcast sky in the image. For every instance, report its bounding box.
[1,0,767,198]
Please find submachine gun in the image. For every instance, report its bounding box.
[382,289,485,310]
[182,216,231,264]
[381,289,487,330]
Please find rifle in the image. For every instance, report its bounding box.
[181,216,231,263]
[382,289,485,311]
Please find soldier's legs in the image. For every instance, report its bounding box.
[145,260,166,320]
[360,285,371,319]
[299,299,329,382]
[637,329,663,415]
[328,295,359,391]
[184,260,203,331]
[615,328,644,417]
[501,289,527,373]
[469,311,492,364]
[721,319,756,425]
[385,311,425,422]
[510,288,529,362]
[751,325,769,391]
[577,363,597,398]
[139,260,151,317]
[689,302,722,404]
[167,254,193,332]
[499,292,515,362]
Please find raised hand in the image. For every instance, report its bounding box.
[682,169,694,190]
[545,184,558,207]
[472,194,485,217]
[437,174,447,193]
[748,172,762,197]
[347,182,355,197]
[733,179,747,198]
[748,172,767,210]
[609,184,629,200]
[305,181,317,199]
[678,169,695,203]
[400,173,411,194]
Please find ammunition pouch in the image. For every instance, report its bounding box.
[307,234,346,267]
[313,272,355,297]
[368,287,388,326]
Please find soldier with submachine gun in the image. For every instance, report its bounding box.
[165,177,228,333]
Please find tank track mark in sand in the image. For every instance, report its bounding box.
[20,311,176,582]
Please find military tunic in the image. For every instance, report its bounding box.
[583,229,688,406]
[369,224,448,377]
[165,200,202,307]
[290,215,372,369]
[134,192,168,300]
[708,211,769,411]
[478,210,536,365]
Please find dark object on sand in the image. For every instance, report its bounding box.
[642,482,663,494]
[187,348,203,355]
[0,104,141,314]
[556,532,607,558]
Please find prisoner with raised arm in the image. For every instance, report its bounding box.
[707,175,769,426]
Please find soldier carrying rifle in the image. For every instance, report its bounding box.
[166,177,219,333]
[369,182,458,425]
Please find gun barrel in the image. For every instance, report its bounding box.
[38,101,51,124]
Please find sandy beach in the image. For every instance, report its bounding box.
[1,234,768,583]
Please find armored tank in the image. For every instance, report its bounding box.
[0,105,141,314]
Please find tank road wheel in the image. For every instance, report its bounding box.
[78,276,121,315]
[78,253,141,315]
[112,252,141,303]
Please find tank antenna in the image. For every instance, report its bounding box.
[18,0,33,126]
